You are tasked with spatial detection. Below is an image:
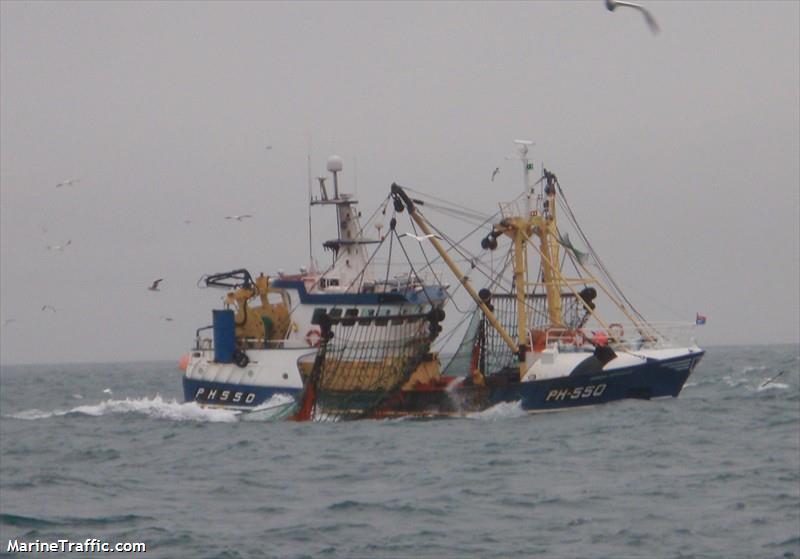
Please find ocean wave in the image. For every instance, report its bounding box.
[722,375,749,388]
[0,513,152,529]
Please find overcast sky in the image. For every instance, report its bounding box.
[1,1,798,365]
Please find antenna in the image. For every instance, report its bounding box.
[512,140,535,214]
[307,134,313,264]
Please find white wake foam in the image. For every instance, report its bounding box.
[756,382,790,392]
[466,400,527,420]
[7,394,302,423]
[723,374,793,393]
[8,395,239,423]
[242,394,297,422]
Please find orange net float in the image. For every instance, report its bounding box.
[592,331,609,347]
[178,353,191,372]
[530,329,547,352]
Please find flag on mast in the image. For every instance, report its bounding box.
[695,313,707,325]
[557,233,590,266]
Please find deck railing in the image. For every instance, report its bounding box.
[541,321,699,352]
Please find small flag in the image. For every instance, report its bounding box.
[696,313,707,325]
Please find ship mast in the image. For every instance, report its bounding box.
[390,184,520,356]
[539,169,563,326]
[391,143,575,379]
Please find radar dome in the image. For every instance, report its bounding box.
[326,155,343,172]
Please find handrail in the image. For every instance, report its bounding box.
[193,337,313,351]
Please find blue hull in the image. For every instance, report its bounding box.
[491,352,704,411]
[183,352,703,416]
[182,377,301,409]
[387,351,705,415]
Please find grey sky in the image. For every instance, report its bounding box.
[1,1,798,365]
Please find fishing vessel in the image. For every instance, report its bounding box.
[180,156,448,410]
[297,141,704,419]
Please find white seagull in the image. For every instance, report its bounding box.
[3,318,17,326]
[160,315,174,322]
[491,167,500,182]
[605,0,659,33]
[148,278,163,291]
[399,232,443,242]
[225,214,253,221]
[41,305,57,313]
[55,178,80,188]
[46,240,71,251]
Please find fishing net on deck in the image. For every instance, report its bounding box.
[443,292,592,377]
[294,308,444,421]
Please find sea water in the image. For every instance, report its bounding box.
[1,345,798,559]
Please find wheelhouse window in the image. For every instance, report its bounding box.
[343,308,359,326]
[311,307,327,325]
[320,278,340,288]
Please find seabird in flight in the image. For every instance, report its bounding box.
[46,240,71,251]
[55,178,80,188]
[605,0,660,34]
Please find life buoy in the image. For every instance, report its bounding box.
[608,323,624,340]
[305,328,322,348]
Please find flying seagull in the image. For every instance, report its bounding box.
[399,232,443,242]
[148,278,163,291]
[605,0,659,34]
[3,318,16,326]
[159,315,174,322]
[41,305,57,313]
[46,240,71,251]
[491,167,500,182]
[225,214,253,221]
[55,178,80,188]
